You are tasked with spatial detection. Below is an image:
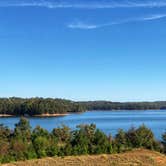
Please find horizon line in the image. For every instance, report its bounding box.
[0,96,166,103]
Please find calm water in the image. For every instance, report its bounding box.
[0,110,166,140]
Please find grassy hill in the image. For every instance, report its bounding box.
[3,149,166,166]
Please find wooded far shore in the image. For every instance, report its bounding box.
[0,97,166,116]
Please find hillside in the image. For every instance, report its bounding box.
[3,149,166,166]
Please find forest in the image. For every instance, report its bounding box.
[0,97,85,116]
[0,117,166,163]
[0,98,166,116]
[79,101,166,110]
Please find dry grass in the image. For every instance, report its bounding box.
[2,149,166,166]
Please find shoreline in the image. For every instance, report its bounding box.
[0,109,165,118]
[33,113,69,117]
[0,114,14,117]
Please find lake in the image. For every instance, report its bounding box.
[0,110,166,140]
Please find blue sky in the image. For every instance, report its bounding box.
[0,0,166,101]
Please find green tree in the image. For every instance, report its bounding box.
[92,129,109,154]
[32,126,49,141]
[32,126,58,158]
[0,124,11,140]
[10,139,28,161]
[33,136,49,158]
[14,117,31,141]
[135,125,155,149]
[115,129,127,152]
[52,125,71,143]
[162,131,166,153]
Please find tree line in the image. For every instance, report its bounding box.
[0,117,166,163]
[0,97,85,116]
[79,101,166,110]
[1,98,166,116]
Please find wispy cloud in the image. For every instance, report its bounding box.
[141,14,166,20]
[68,22,98,29]
[68,22,118,29]
[68,14,166,29]
[1,0,166,9]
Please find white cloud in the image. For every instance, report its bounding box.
[141,14,166,20]
[68,22,98,29]
[68,13,166,30]
[1,0,166,9]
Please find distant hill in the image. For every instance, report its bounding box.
[3,149,166,166]
[78,101,166,111]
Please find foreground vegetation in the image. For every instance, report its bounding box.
[3,149,166,166]
[1,97,166,116]
[1,117,166,164]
